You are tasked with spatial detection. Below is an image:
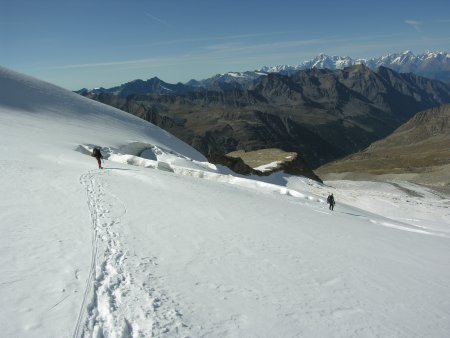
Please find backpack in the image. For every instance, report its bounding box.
[92,148,101,158]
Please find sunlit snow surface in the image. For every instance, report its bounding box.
[1,66,450,337]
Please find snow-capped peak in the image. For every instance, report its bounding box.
[256,50,449,77]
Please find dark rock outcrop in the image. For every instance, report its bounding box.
[277,153,323,183]
[207,153,259,176]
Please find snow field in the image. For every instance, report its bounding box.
[1,66,450,337]
[101,166,450,337]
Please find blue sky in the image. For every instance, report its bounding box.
[1,0,449,89]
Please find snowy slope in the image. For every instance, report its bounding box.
[1,66,450,338]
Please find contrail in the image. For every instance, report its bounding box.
[144,11,172,27]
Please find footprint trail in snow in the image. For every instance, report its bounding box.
[75,170,189,338]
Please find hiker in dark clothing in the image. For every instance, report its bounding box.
[327,193,335,211]
[91,147,103,169]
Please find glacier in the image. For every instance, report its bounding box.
[1,66,450,337]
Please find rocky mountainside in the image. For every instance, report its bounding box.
[80,65,450,172]
[316,104,450,191]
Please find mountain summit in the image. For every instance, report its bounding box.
[77,77,195,97]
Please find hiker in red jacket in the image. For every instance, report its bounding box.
[91,147,103,169]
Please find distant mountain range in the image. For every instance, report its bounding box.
[76,51,450,96]
[192,50,450,90]
[261,51,449,75]
[79,65,450,170]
